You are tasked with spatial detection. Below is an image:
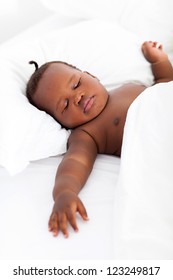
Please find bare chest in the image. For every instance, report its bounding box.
[79,84,146,156]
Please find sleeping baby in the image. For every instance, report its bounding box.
[26,41,173,238]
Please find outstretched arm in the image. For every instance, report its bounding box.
[48,129,98,238]
[142,41,173,84]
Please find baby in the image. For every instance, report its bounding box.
[26,41,173,238]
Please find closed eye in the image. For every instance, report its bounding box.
[62,99,69,113]
[73,77,81,89]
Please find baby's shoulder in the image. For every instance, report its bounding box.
[68,116,105,152]
[71,118,107,153]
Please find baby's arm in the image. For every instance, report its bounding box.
[142,41,173,84]
[48,129,97,238]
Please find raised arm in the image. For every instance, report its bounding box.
[48,129,98,238]
[142,41,173,84]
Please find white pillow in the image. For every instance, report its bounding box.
[114,82,173,259]
[0,60,70,175]
[0,19,153,175]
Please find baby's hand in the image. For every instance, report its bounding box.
[142,41,168,64]
[48,190,88,238]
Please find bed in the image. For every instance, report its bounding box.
[0,0,173,261]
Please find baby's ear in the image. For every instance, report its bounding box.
[83,71,99,81]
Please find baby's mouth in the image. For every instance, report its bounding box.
[83,96,94,113]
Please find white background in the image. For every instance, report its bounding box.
[0,0,52,43]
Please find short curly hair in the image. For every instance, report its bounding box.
[26,60,79,107]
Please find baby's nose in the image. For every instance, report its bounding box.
[74,94,84,105]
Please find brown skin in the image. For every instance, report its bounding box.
[33,41,173,237]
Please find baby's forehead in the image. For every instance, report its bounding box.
[41,62,81,87]
[40,62,80,90]
[48,62,79,75]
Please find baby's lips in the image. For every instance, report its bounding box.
[83,96,94,113]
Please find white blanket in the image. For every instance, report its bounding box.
[114,81,173,259]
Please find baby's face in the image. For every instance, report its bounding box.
[33,63,109,128]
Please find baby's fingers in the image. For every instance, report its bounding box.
[77,200,89,221]
[58,212,69,238]
[49,212,68,238]
[67,210,79,233]
[64,200,89,235]
[48,212,59,237]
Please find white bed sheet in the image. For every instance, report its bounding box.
[0,154,120,260]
